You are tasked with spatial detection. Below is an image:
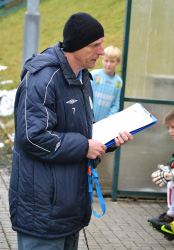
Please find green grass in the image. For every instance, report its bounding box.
[0,0,126,87]
[0,0,126,129]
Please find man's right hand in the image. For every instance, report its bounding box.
[86,139,107,159]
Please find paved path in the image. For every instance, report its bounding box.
[1,168,174,250]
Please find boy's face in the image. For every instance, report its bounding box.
[102,55,119,77]
[166,121,174,139]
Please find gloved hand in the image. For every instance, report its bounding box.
[151,164,174,187]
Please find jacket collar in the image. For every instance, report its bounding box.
[54,42,91,86]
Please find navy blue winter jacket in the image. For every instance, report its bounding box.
[9,42,93,239]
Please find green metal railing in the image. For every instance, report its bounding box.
[112,0,132,201]
[111,0,173,200]
[0,0,26,17]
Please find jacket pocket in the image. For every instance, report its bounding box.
[51,166,57,206]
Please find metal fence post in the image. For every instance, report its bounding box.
[22,0,40,66]
[111,0,132,200]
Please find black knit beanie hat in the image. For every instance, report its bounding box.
[63,12,104,52]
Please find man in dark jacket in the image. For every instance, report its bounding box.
[9,12,133,250]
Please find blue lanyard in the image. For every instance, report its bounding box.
[77,70,82,80]
[88,159,106,218]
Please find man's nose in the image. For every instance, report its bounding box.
[98,45,104,55]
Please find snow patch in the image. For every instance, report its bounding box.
[0,89,17,116]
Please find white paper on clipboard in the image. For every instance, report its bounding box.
[92,103,157,146]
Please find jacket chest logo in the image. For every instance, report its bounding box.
[66,99,78,104]
[66,99,78,116]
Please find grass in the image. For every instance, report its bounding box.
[0,0,126,131]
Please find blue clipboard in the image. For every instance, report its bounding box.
[105,105,157,148]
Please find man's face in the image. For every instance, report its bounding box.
[73,37,104,69]
[167,121,174,139]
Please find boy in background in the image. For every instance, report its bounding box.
[148,110,174,241]
[90,46,123,122]
[90,46,123,193]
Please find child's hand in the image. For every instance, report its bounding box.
[151,164,174,186]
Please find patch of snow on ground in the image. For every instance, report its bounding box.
[0,89,17,116]
[0,65,8,71]
[0,80,13,85]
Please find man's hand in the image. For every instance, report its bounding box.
[151,164,174,187]
[86,131,133,159]
[86,140,107,159]
[112,131,133,147]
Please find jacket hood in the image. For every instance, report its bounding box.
[21,42,93,85]
[21,47,60,80]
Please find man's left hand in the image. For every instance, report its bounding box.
[112,131,133,148]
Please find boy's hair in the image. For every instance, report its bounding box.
[164,110,174,125]
[103,46,121,62]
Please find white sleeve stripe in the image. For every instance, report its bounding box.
[43,69,60,105]
[43,69,60,141]
[24,69,60,152]
[45,107,49,130]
